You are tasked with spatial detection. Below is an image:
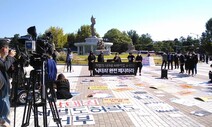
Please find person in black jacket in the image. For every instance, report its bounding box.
[54,73,72,99]
[88,51,96,76]
[209,64,212,82]
[173,53,179,69]
[187,53,195,76]
[135,52,143,76]
[193,53,198,74]
[179,54,185,73]
[97,51,104,62]
[167,53,173,70]
[127,52,135,62]
[0,40,16,126]
[113,53,122,62]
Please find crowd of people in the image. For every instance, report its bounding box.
[161,52,210,76]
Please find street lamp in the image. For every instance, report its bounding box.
[190,33,200,53]
[190,33,199,40]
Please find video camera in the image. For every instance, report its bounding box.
[16,26,53,67]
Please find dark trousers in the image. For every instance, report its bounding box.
[209,71,212,81]
[66,61,72,72]
[136,63,143,74]
[180,63,184,73]
[168,61,173,70]
[174,61,179,69]
[188,69,194,75]
[161,60,167,69]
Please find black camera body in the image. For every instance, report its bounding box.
[16,26,53,68]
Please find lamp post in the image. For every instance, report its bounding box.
[190,33,199,40]
[190,33,201,53]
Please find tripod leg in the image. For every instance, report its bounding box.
[21,101,33,127]
[21,78,33,127]
[48,100,62,127]
[47,85,62,127]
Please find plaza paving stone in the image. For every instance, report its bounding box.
[10,61,212,127]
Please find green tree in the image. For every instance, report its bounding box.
[201,18,212,55]
[127,30,139,45]
[104,28,131,53]
[136,33,153,50]
[66,33,77,49]
[45,26,67,48]
[76,25,91,42]
[76,25,100,42]
[153,41,163,52]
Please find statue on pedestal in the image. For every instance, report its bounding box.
[91,15,96,37]
[127,42,137,53]
[97,40,105,50]
[128,43,135,50]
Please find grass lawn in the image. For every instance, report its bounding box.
[57,53,162,66]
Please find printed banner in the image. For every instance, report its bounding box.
[93,62,137,75]
[103,98,130,104]
[88,86,108,90]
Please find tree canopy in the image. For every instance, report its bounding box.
[45,26,67,48]
[200,18,212,55]
[104,28,132,53]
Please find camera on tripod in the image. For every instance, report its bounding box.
[11,26,62,127]
[17,26,53,67]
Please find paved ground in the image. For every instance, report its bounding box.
[10,61,212,127]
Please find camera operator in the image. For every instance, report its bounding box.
[0,39,16,127]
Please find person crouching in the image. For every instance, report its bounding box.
[54,73,72,99]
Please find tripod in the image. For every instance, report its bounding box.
[21,59,62,127]
[11,62,25,127]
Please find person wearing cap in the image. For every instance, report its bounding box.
[0,39,16,126]
[135,52,143,76]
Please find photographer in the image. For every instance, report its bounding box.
[0,40,16,126]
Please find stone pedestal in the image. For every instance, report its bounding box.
[74,37,113,55]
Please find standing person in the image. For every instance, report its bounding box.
[209,64,212,82]
[206,54,209,64]
[113,53,122,62]
[135,52,143,76]
[52,50,58,64]
[127,52,135,62]
[0,40,16,126]
[66,51,73,72]
[193,53,198,75]
[187,53,194,76]
[179,54,185,73]
[88,51,96,76]
[173,53,179,69]
[46,52,58,99]
[161,53,167,69]
[97,51,104,62]
[54,73,72,99]
[167,53,173,70]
